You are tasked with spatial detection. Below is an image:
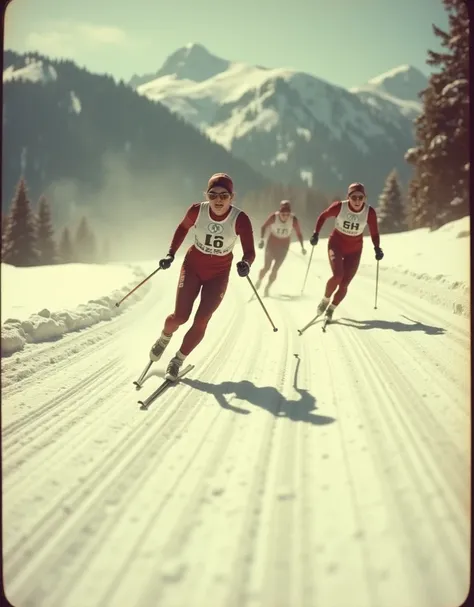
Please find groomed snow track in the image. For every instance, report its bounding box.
[2,250,470,607]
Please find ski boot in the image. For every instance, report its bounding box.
[165,354,185,381]
[324,304,335,323]
[316,297,330,317]
[149,333,171,362]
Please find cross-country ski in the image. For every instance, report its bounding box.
[138,364,195,409]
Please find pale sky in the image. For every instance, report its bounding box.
[5,0,450,88]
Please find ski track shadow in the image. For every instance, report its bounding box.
[332,316,446,335]
[181,354,336,426]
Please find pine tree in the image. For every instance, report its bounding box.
[377,170,407,234]
[58,227,74,263]
[36,195,57,265]
[74,216,97,263]
[101,237,111,262]
[3,177,39,267]
[405,0,469,229]
[2,213,10,258]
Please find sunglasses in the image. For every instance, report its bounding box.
[349,195,365,202]
[208,191,231,201]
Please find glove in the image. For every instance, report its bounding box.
[159,253,174,270]
[301,247,307,255]
[374,246,384,261]
[258,239,265,249]
[310,232,319,246]
[236,260,250,277]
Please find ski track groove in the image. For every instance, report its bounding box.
[223,318,291,607]
[320,333,378,607]
[2,358,123,456]
[105,323,256,607]
[324,326,434,606]
[3,253,470,607]
[53,287,273,607]
[6,294,246,606]
[2,367,133,503]
[338,273,469,497]
[366,326,468,480]
[346,323,469,540]
[133,287,291,607]
[331,321,468,605]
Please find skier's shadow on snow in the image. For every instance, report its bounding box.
[181,354,335,426]
[332,315,445,335]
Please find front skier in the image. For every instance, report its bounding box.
[255,200,306,296]
[309,182,383,322]
[149,173,256,380]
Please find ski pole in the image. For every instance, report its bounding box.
[246,276,278,332]
[374,259,379,309]
[301,246,315,295]
[115,266,161,307]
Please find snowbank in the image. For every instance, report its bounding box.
[290,215,470,318]
[1,263,153,356]
[361,216,470,317]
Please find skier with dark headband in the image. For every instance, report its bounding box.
[309,182,384,322]
[149,173,256,380]
[255,200,306,296]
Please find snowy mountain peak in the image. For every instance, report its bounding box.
[3,57,57,84]
[128,43,230,89]
[352,64,428,104]
[155,43,231,83]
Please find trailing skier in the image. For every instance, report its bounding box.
[309,182,384,322]
[255,200,306,296]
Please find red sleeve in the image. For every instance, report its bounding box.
[168,203,200,255]
[367,206,380,248]
[260,213,276,238]
[315,201,342,233]
[292,216,303,244]
[235,211,256,266]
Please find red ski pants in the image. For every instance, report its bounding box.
[163,260,229,356]
[324,245,361,305]
[258,240,289,285]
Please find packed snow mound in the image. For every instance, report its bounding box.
[1,263,152,356]
[359,216,470,317]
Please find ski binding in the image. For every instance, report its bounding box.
[138,364,195,410]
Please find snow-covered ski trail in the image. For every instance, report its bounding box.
[2,249,469,607]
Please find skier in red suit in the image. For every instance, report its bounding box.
[310,182,384,321]
[150,173,256,380]
[255,200,306,296]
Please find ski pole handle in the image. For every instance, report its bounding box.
[115,266,161,307]
[246,275,278,332]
